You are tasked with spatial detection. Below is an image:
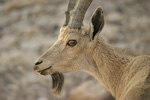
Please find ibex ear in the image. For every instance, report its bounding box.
[89,6,104,40]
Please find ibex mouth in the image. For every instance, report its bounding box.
[38,66,52,75]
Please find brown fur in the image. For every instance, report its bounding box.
[34,6,150,100]
[51,72,64,97]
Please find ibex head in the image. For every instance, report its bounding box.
[34,0,104,96]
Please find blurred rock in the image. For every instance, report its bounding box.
[107,12,123,25]
[5,0,48,12]
[0,0,150,100]
[103,24,119,43]
[69,80,115,100]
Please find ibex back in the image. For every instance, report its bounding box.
[33,0,150,100]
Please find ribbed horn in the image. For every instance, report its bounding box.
[63,0,77,26]
[68,0,93,29]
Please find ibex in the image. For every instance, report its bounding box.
[34,0,150,100]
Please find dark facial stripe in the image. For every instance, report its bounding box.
[51,72,64,97]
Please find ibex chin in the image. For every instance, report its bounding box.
[34,0,150,100]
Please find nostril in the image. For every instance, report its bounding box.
[33,66,38,71]
[35,61,43,65]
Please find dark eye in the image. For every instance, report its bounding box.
[67,40,77,47]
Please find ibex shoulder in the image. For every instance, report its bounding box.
[119,55,150,100]
[134,55,150,64]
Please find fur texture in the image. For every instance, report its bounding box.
[34,6,150,100]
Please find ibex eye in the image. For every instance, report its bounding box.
[67,40,77,47]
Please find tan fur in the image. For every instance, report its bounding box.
[34,6,150,100]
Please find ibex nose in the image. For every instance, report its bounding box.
[34,61,43,71]
[35,61,43,65]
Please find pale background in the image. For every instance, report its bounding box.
[0,0,150,100]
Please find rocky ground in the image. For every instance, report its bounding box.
[0,0,150,100]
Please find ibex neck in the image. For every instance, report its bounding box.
[92,37,131,98]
